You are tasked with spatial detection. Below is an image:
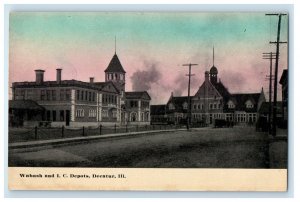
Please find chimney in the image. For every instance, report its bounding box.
[56,68,62,84]
[35,69,45,84]
[205,71,209,82]
[90,77,94,83]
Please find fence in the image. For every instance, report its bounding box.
[9,124,188,143]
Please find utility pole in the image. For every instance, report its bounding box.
[266,13,287,137]
[263,52,276,134]
[182,63,198,130]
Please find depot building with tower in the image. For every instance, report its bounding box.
[10,49,151,127]
[151,48,266,125]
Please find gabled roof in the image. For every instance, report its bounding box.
[279,69,288,85]
[94,81,120,93]
[167,96,188,113]
[125,91,151,100]
[212,81,231,98]
[9,100,45,111]
[150,105,166,115]
[224,93,261,112]
[104,54,126,73]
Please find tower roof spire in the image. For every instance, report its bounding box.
[213,45,214,66]
[115,36,116,55]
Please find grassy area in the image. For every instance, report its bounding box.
[9,124,184,143]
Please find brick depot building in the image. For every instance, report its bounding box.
[151,53,265,125]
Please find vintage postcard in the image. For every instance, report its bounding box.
[8,12,288,191]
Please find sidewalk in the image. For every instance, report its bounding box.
[268,128,288,168]
[9,128,186,150]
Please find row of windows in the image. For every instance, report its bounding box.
[102,94,118,104]
[228,103,254,109]
[193,103,221,110]
[192,113,257,119]
[41,89,71,101]
[76,109,97,118]
[76,90,96,102]
[107,73,124,81]
[75,109,117,118]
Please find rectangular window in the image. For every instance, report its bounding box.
[108,94,111,103]
[60,89,65,100]
[88,109,96,118]
[41,90,46,100]
[102,110,108,117]
[27,90,34,100]
[60,110,65,121]
[85,91,88,100]
[130,101,138,108]
[77,90,80,100]
[66,89,71,100]
[76,109,85,117]
[89,92,92,101]
[46,90,51,101]
[102,94,105,103]
[92,92,95,102]
[46,110,51,121]
[52,110,56,122]
[52,90,56,101]
[81,91,84,100]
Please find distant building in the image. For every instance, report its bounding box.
[125,91,151,124]
[9,100,45,127]
[166,94,188,124]
[150,105,167,124]
[279,69,288,124]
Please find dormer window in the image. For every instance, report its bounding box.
[227,100,235,109]
[183,102,188,110]
[245,100,254,108]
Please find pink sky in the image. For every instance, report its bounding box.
[9,12,288,104]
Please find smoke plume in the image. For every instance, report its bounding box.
[131,61,162,91]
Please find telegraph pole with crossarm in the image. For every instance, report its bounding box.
[182,63,198,130]
[266,13,287,137]
[263,52,276,134]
